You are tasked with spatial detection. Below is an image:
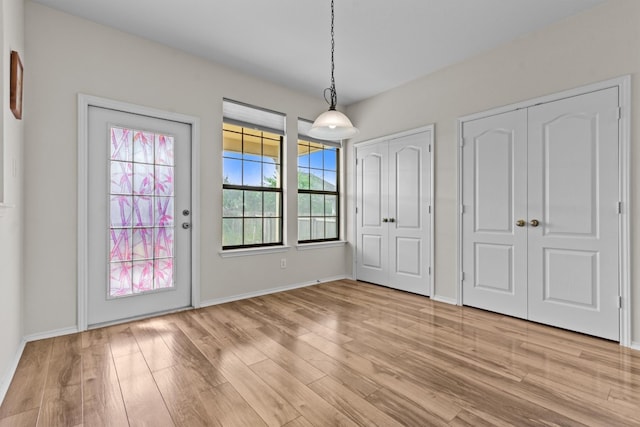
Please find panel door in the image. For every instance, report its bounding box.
[356,142,389,285]
[87,106,192,326]
[527,88,620,340]
[388,132,431,296]
[462,109,528,318]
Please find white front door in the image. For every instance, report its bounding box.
[461,87,620,341]
[527,88,619,340]
[356,129,432,296]
[461,109,528,319]
[87,106,192,326]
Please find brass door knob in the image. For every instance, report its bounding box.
[530,219,540,227]
[516,219,526,227]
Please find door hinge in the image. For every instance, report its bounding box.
[428,267,431,276]
[618,296,623,309]
[428,144,432,153]
[460,205,465,214]
[356,158,359,165]
[617,107,621,120]
[460,138,465,147]
[356,207,358,214]
[460,272,465,281]
[428,205,431,214]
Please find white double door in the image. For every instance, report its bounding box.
[356,129,432,296]
[461,87,620,340]
[87,106,192,326]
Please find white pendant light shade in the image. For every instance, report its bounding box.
[309,109,359,140]
[311,0,359,141]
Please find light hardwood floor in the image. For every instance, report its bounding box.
[1,279,640,426]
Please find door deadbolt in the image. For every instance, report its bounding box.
[182,209,190,216]
[182,223,191,230]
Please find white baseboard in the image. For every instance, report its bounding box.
[23,326,80,343]
[0,339,26,407]
[200,275,348,308]
[630,341,640,352]
[431,294,458,305]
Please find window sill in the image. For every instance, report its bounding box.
[0,203,15,217]
[296,240,347,251]
[219,245,291,258]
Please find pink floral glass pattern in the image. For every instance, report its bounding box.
[111,162,132,194]
[134,131,154,163]
[155,134,174,166]
[154,228,174,258]
[133,196,154,227]
[109,126,176,297]
[155,197,174,227]
[110,229,132,262]
[154,259,173,289]
[155,166,174,196]
[134,163,155,195]
[132,228,154,260]
[111,127,132,161]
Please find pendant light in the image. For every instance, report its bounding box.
[309,0,359,140]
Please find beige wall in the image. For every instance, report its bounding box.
[0,0,25,399]
[21,0,640,345]
[346,0,640,343]
[23,2,349,335]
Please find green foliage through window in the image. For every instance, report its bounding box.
[298,140,339,242]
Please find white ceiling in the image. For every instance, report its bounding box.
[33,0,605,105]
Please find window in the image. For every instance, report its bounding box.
[222,100,285,249]
[297,119,340,242]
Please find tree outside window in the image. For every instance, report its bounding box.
[297,139,339,242]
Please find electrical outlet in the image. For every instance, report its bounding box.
[280,258,287,269]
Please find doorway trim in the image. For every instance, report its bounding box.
[456,75,631,347]
[77,94,201,331]
[353,124,435,297]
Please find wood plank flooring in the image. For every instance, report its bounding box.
[2,279,640,426]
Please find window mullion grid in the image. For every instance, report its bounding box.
[296,142,341,243]
[222,123,284,249]
[298,188,336,196]
[241,187,246,246]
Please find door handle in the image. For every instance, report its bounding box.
[389,218,395,223]
[382,218,389,223]
[516,219,526,227]
[530,219,540,227]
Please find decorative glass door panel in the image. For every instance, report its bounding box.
[109,127,176,297]
[87,106,191,326]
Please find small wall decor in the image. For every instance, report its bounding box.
[10,50,23,120]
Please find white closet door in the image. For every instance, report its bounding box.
[461,109,528,318]
[356,143,389,285]
[356,129,432,295]
[527,87,620,340]
[388,132,431,295]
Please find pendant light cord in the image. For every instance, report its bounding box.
[323,0,338,110]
